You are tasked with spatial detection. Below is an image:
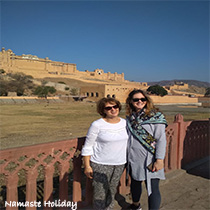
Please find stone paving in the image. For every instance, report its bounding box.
[114,157,210,210]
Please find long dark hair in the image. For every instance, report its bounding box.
[126,89,158,116]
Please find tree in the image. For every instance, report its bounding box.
[0,69,5,74]
[0,81,8,96]
[70,88,79,96]
[34,86,56,98]
[147,85,168,96]
[204,87,210,97]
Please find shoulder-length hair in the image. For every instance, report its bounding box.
[97,97,122,118]
[125,89,158,116]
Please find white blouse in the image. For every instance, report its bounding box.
[81,118,128,165]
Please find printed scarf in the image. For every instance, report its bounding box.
[126,109,167,154]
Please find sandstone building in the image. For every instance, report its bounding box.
[0,48,148,102]
[0,48,125,82]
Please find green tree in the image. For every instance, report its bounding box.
[147,85,168,96]
[0,81,8,96]
[204,87,210,97]
[0,69,5,74]
[34,86,56,98]
[70,88,79,96]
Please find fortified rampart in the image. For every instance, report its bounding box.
[1,48,203,105]
[164,83,189,90]
[0,48,125,82]
[151,95,200,105]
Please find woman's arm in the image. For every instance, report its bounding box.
[81,121,99,178]
[152,124,167,172]
[83,155,93,179]
[81,121,99,156]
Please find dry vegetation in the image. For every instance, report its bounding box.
[1,102,209,150]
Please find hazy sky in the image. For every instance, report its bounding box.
[1,0,209,83]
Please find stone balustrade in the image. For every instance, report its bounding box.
[0,115,209,209]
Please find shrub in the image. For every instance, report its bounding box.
[58,81,66,84]
[204,87,210,97]
[0,69,5,74]
[70,88,79,96]
[147,85,168,96]
[34,86,56,98]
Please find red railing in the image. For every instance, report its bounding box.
[0,115,209,209]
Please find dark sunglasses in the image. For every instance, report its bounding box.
[132,98,147,102]
[104,104,119,111]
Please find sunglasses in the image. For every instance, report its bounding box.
[104,105,119,111]
[132,98,147,102]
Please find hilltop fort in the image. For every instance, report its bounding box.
[0,48,206,106]
[0,48,148,102]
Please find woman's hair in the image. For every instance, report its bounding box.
[126,89,158,116]
[97,97,122,118]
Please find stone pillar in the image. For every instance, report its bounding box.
[174,114,184,169]
[44,166,54,210]
[6,173,19,210]
[26,169,38,210]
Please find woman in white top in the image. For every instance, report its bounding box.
[81,97,128,209]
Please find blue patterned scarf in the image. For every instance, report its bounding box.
[126,109,167,154]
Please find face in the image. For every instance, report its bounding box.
[104,102,119,118]
[131,92,147,112]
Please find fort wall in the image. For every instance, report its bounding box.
[164,83,189,90]
[0,48,124,82]
[1,48,202,105]
[151,95,199,105]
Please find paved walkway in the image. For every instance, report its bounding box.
[114,157,210,210]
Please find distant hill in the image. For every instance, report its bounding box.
[147,80,210,88]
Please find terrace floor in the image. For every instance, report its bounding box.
[82,157,210,210]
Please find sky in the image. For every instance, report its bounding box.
[1,0,209,83]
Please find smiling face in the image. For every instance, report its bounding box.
[104,102,119,118]
[131,92,147,112]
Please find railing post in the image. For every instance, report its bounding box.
[118,169,129,195]
[6,173,19,210]
[174,114,184,169]
[73,155,82,203]
[59,162,69,208]
[85,178,93,206]
[26,169,38,210]
[43,166,54,210]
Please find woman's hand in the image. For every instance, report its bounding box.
[84,166,93,179]
[152,159,164,172]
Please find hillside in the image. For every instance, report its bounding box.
[147,80,210,88]
[1,71,208,97]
